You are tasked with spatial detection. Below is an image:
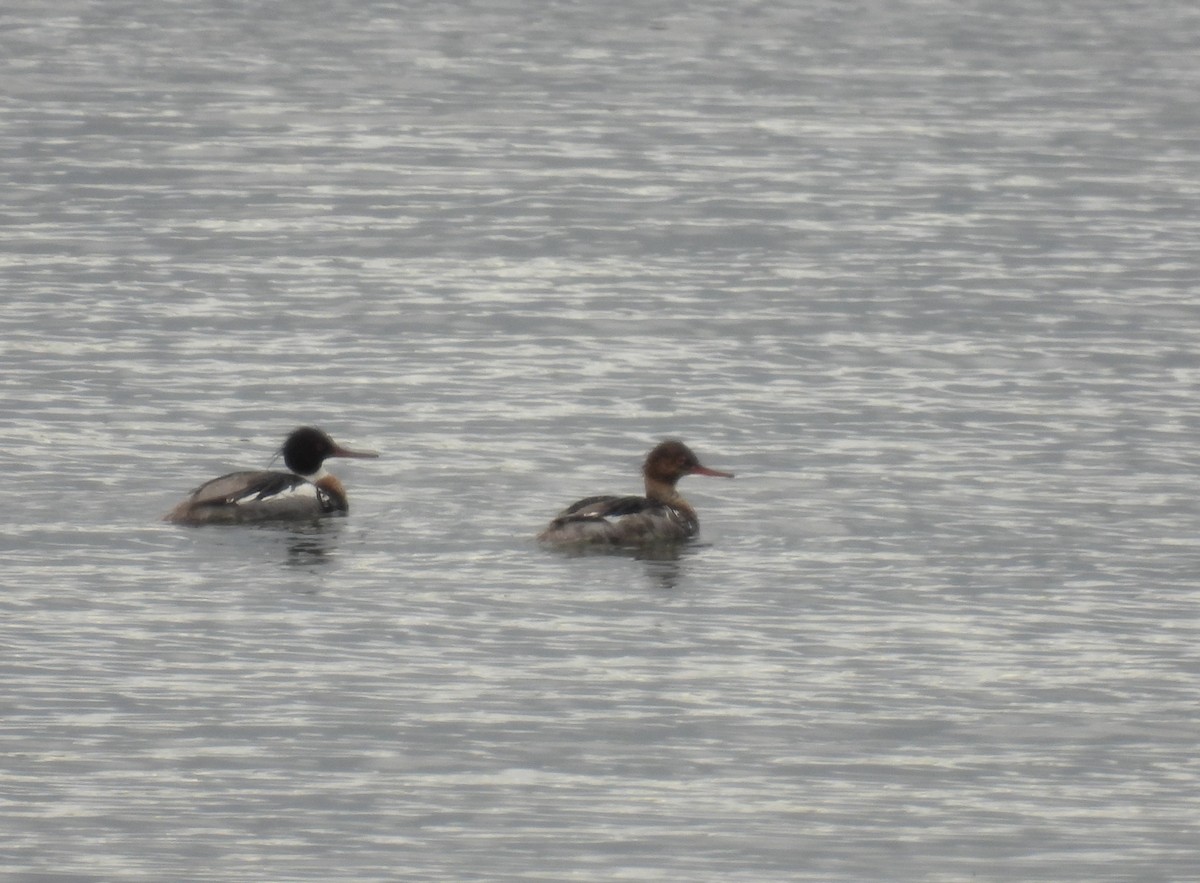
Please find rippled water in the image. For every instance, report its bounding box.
[3,0,1200,879]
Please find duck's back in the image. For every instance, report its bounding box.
[538,494,696,546]
[165,470,334,525]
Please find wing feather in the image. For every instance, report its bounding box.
[183,470,307,505]
[552,495,657,523]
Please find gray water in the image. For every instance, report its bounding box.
[3,0,1199,879]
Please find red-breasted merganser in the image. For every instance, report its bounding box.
[164,426,379,525]
[537,440,734,547]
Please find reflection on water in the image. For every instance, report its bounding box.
[638,553,684,591]
[280,522,341,571]
[169,519,346,573]
[544,538,694,589]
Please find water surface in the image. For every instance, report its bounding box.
[3,0,1199,879]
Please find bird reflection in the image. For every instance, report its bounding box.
[637,549,684,590]
[549,540,694,590]
[279,522,340,570]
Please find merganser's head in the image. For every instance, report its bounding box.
[281,426,379,477]
[643,440,734,487]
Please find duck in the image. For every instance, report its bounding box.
[164,426,379,525]
[537,439,733,547]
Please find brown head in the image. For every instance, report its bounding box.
[642,440,734,488]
